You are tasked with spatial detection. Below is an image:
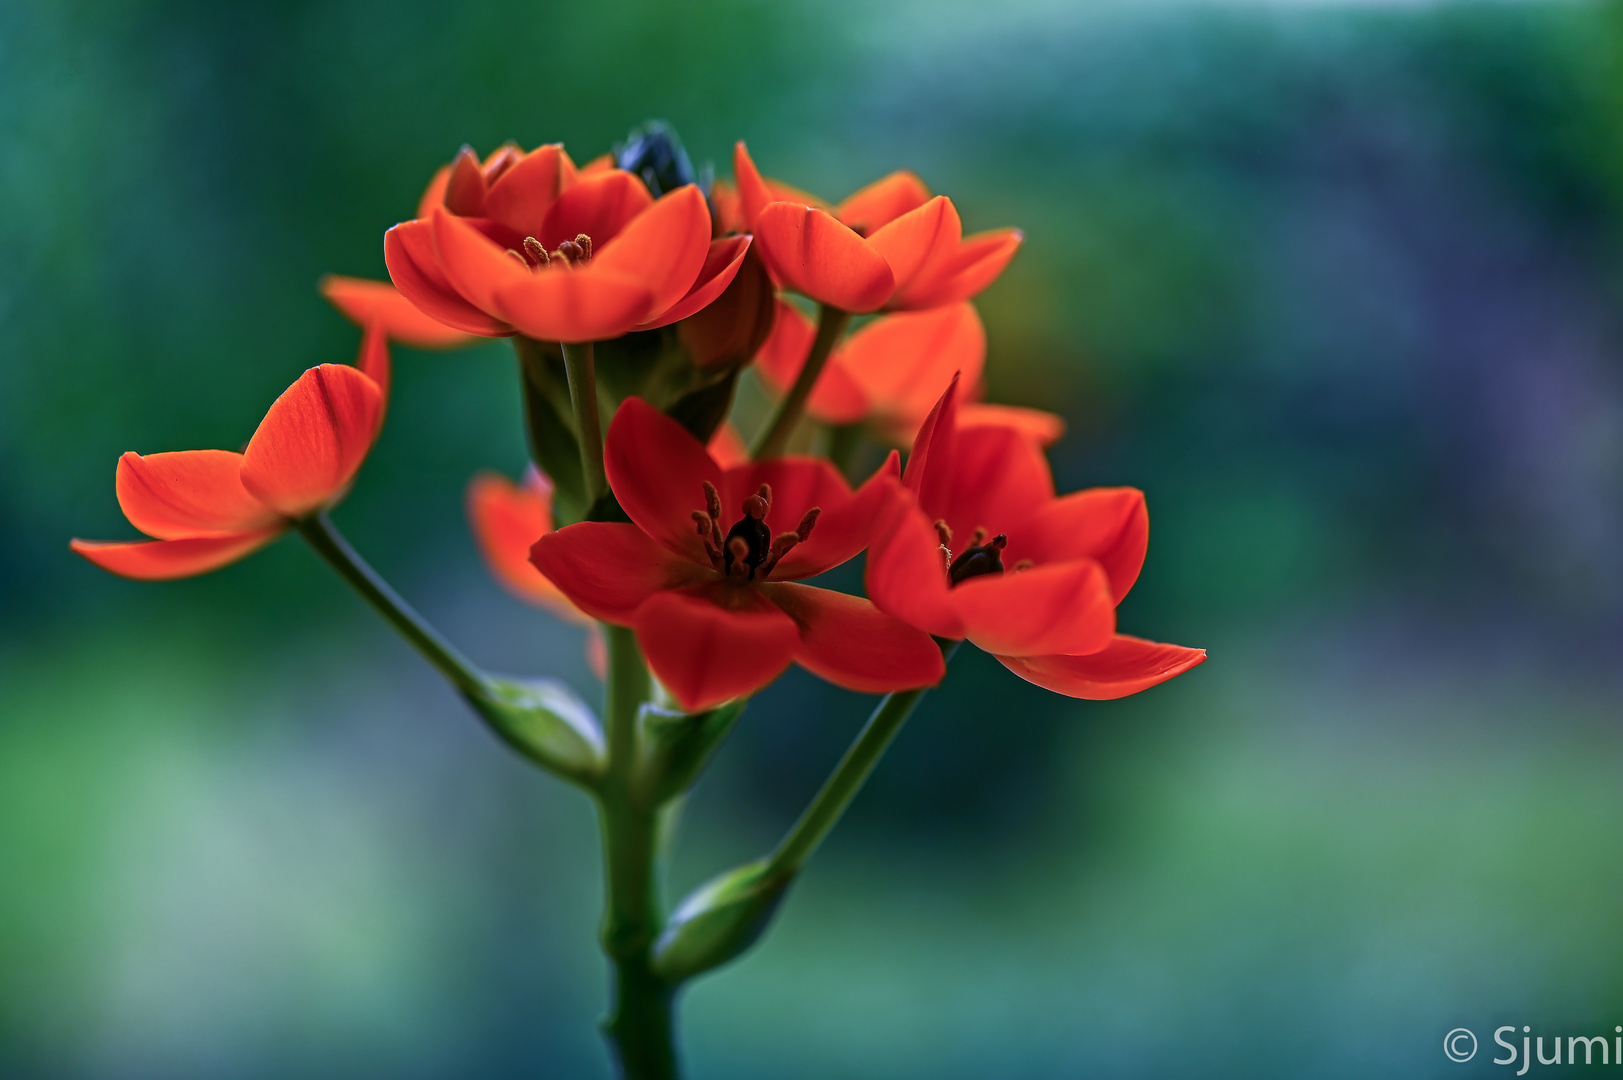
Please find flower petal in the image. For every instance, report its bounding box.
[953,559,1116,657]
[430,208,533,316]
[707,421,749,469]
[762,581,945,694]
[593,185,712,322]
[642,234,752,331]
[934,424,1055,547]
[540,169,654,250]
[467,470,586,623]
[867,196,961,299]
[835,170,932,234]
[841,302,984,433]
[115,450,278,539]
[890,228,1023,311]
[354,321,390,424]
[1016,488,1148,604]
[753,203,894,313]
[958,402,1065,447]
[492,268,656,344]
[634,584,800,712]
[240,364,383,518]
[70,531,281,580]
[482,144,573,239]
[416,164,451,219]
[384,220,509,336]
[443,146,487,216]
[604,397,723,563]
[864,487,965,639]
[996,635,1206,700]
[753,299,866,423]
[731,142,825,230]
[530,521,708,624]
[319,275,478,349]
[903,373,962,514]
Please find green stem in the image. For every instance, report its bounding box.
[296,513,486,698]
[749,304,850,460]
[561,340,609,505]
[768,641,961,876]
[597,626,679,1080]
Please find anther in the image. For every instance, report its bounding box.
[523,236,550,266]
[702,481,722,522]
[556,240,583,263]
[726,536,751,580]
[970,527,988,546]
[795,507,820,541]
[573,233,592,261]
[505,248,528,268]
[933,520,953,546]
[742,493,768,520]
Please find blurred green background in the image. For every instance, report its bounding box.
[6,0,1623,1076]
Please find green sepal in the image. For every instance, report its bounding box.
[632,699,747,807]
[651,859,791,983]
[467,675,605,787]
[664,365,741,445]
[514,338,589,526]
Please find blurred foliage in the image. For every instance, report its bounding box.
[4,0,1623,1077]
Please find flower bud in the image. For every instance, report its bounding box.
[632,700,747,807]
[615,120,699,199]
[677,245,776,370]
[652,859,792,983]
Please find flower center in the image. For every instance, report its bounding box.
[691,482,820,582]
[935,521,1031,586]
[508,232,593,271]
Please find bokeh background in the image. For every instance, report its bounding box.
[6,0,1623,1076]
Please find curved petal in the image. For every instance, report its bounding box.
[890,228,1023,311]
[958,402,1065,447]
[752,299,816,394]
[641,234,752,330]
[863,487,964,639]
[835,170,932,234]
[353,321,390,425]
[115,450,278,539]
[384,221,509,336]
[467,471,586,623]
[430,208,533,316]
[415,164,451,220]
[70,530,281,580]
[867,196,961,299]
[753,203,894,313]
[762,581,945,694]
[936,424,1055,547]
[841,303,984,429]
[483,144,572,239]
[707,421,749,469]
[540,169,653,250]
[240,364,383,517]
[903,373,962,514]
[721,456,859,579]
[603,397,722,563]
[997,635,1206,700]
[1016,488,1148,604]
[530,521,709,624]
[954,559,1115,657]
[481,143,525,185]
[319,275,478,349]
[593,185,712,322]
[443,146,487,216]
[492,267,655,344]
[730,143,825,229]
[634,583,800,712]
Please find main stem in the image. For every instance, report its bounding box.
[597,625,678,1080]
[750,304,851,460]
[769,641,961,876]
[561,340,609,505]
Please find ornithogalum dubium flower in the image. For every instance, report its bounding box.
[71,120,1207,1080]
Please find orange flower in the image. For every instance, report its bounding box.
[72,329,389,579]
[320,274,478,350]
[733,143,1022,314]
[384,144,752,343]
[754,301,1063,446]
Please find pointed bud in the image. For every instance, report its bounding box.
[652,860,793,983]
[677,245,776,370]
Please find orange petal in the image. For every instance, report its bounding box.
[540,169,654,250]
[835,170,932,234]
[867,196,961,299]
[863,486,965,640]
[752,299,816,395]
[753,203,894,313]
[640,234,752,331]
[492,267,654,344]
[1017,488,1147,604]
[997,635,1206,700]
[762,581,945,694]
[443,146,487,216]
[115,450,278,539]
[634,584,800,713]
[840,303,984,433]
[709,178,746,235]
[603,397,723,563]
[578,152,615,175]
[416,164,451,220]
[354,321,390,422]
[954,559,1116,657]
[483,144,573,240]
[958,402,1065,447]
[531,521,709,625]
[240,364,383,517]
[481,143,524,184]
[467,470,586,622]
[319,275,478,349]
[70,531,282,580]
[430,208,533,317]
[593,185,711,322]
[733,142,774,229]
[383,221,509,336]
[932,424,1055,553]
[707,421,749,468]
[890,228,1023,311]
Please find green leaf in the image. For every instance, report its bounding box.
[468,675,604,787]
[633,699,747,807]
[651,859,791,983]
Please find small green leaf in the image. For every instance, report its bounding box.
[651,859,791,983]
[633,699,747,807]
[469,675,604,786]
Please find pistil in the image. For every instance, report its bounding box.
[690,483,820,583]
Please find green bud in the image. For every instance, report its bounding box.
[633,699,747,807]
[651,859,791,983]
[471,675,604,786]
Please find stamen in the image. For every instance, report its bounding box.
[523,236,550,266]
[970,527,988,546]
[573,233,592,261]
[1014,559,1034,572]
[702,481,722,522]
[726,536,751,580]
[795,507,820,541]
[505,248,528,268]
[933,520,953,546]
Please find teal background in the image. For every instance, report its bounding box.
[5,0,1623,1076]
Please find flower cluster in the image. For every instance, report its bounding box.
[74,126,1202,712]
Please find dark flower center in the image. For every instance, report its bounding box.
[935,521,1028,587]
[692,482,820,582]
